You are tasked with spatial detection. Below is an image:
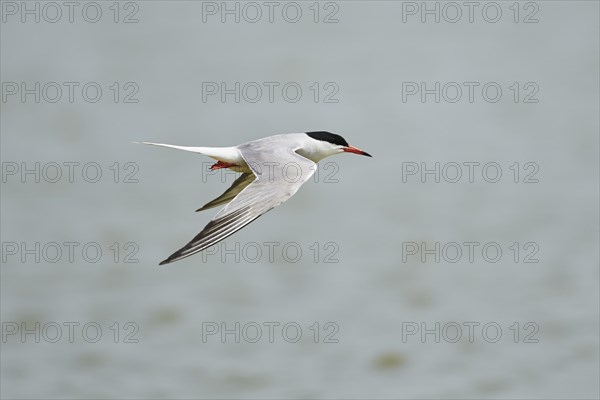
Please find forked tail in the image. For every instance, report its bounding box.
[135,141,240,163]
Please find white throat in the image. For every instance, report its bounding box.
[295,138,341,163]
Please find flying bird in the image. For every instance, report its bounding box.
[140,131,371,265]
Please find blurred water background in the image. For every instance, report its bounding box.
[1,1,599,398]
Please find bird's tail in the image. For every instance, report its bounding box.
[134,141,212,154]
[134,141,240,163]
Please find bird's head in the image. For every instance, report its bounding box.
[302,131,372,162]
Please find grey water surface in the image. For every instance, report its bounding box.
[1,1,598,398]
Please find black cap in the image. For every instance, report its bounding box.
[305,131,349,147]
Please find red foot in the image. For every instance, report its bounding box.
[210,161,238,171]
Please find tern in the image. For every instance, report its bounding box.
[140,131,372,265]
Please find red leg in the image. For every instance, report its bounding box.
[210,161,238,171]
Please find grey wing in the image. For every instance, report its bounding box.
[196,172,256,212]
[159,149,316,265]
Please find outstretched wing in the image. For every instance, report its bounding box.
[160,147,316,265]
[196,172,256,212]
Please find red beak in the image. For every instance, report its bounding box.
[342,146,372,157]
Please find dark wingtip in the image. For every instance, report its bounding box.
[196,202,213,212]
[160,248,188,265]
